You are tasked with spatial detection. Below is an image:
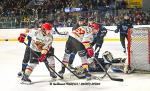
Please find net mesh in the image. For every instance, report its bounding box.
[129,27,150,71]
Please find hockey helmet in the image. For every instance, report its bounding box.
[78,16,86,21]
[102,51,113,63]
[91,23,100,30]
[42,23,52,33]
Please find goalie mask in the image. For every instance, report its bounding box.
[102,51,113,63]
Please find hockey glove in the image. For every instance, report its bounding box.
[38,49,48,62]
[18,33,26,43]
[38,54,46,62]
[86,47,94,58]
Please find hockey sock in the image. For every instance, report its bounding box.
[24,63,37,77]
[22,63,28,72]
[69,53,76,64]
[62,53,70,67]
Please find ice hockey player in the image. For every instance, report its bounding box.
[115,15,133,53]
[87,17,107,58]
[68,17,86,70]
[88,17,95,27]
[91,23,107,58]
[17,19,51,77]
[86,51,126,73]
[18,23,56,84]
[58,23,100,79]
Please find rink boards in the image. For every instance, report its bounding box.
[0,25,150,41]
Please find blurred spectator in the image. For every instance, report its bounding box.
[0,0,150,29]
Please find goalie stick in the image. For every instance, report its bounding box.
[94,58,124,82]
[23,42,63,79]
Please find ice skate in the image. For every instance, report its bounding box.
[17,71,23,78]
[83,69,92,81]
[21,75,31,85]
[58,67,65,79]
[85,72,92,81]
[50,71,57,78]
[49,71,57,81]
[123,48,126,53]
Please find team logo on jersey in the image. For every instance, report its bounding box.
[122,25,128,31]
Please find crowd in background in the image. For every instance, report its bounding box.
[0,0,150,28]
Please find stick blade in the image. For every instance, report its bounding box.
[111,78,124,82]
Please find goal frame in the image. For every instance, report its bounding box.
[127,27,150,71]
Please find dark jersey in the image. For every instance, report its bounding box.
[91,25,107,46]
[96,26,107,40]
[116,20,133,34]
[72,23,80,30]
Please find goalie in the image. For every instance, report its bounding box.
[74,51,126,75]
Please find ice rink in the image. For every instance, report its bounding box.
[0,41,150,91]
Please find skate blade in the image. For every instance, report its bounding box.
[17,75,23,78]
[20,81,31,85]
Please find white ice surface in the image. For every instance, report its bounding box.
[0,41,150,91]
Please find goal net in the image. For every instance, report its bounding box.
[128,27,150,72]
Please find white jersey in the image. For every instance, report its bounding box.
[28,29,53,52]
[69,26,93,43]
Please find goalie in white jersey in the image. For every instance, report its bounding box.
[18,23,56,84]
[58,23,100,78]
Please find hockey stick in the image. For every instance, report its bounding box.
[94,58,124,82]
[53,26,68,35]
[106,29,115,31]
[23,42,63,79]
[53,55,85,79]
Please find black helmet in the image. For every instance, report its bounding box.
[78,16,86,21]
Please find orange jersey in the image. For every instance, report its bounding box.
[69,26,93,43]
